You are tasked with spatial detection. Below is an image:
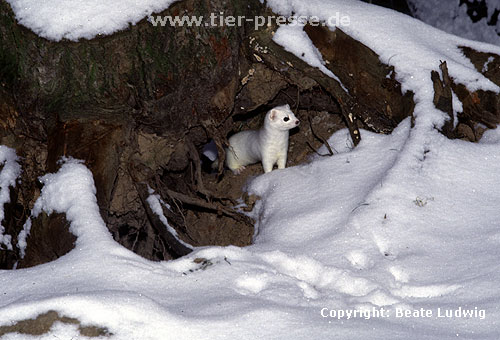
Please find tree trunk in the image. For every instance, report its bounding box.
[0,0,499,268]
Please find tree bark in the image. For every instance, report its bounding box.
[1,0,499,268]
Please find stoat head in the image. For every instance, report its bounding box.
[266,104,300,131]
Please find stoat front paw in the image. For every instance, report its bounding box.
[232,165,246,175]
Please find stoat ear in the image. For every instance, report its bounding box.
[269,109,277,121]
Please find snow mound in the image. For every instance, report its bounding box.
[5,0,178,41]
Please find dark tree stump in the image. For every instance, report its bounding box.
[0,0,499,267]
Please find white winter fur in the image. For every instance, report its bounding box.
[226,104,300,173]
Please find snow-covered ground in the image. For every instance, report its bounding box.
[2,0,500,339]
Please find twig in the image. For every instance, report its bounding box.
[351,202,369,213]
[308,116,335,156]
[165,188,253,225]
[154,174,186,225]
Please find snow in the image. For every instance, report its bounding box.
[451,91,462,129]
[408,0,500,46]
[0,146,21,251]
[4,124,500,338]
[16,218,30,259]
[5,0,179,41]
[272,23,348,91]
[146,187,194,250]
[2,0,500,339]
[483,56,495,72]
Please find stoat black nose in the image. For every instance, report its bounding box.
[295,120,300,126]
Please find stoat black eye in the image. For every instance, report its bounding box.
[283,117,290,122]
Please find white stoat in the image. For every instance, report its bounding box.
[226,104,299,174]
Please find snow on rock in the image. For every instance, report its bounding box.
[5,0,179,41]
[267,0,500,107]
[272,23,348,91]
[0,146,21,250]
